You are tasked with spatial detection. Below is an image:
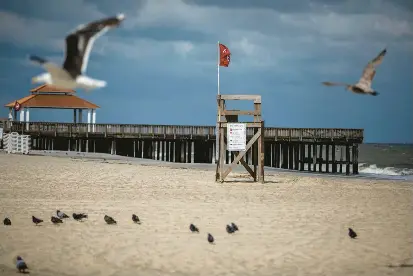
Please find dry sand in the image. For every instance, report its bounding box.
[0,153,412,276]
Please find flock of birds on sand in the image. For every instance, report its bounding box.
[2,210,261,273]
[29,12,387,96]
[3,211,358,273]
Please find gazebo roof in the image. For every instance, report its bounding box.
[4,85,99,109]
[30,84,75,94]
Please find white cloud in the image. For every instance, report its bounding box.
[0,0,412,78]
[0,10,65,50]
[122,0,413,75]
[172,41,194,57]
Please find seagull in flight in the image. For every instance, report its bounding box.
[29,13,126,92]
[322,48,387,96]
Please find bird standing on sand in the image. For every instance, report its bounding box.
[3,218,11,225]
[16,256,28,273]
[189,223,199,233]
[32,216,43,226]
[322,48,387,96]
[348,228,358,239]
[231,222,239,232]
[57,210,69,219]
[73,213,88,221]
[51,216,63,224]
[226,224,234,234]
[104,215,117,225]
[29,13,126,91]
[207,233,215,244]
[132,214,141,224]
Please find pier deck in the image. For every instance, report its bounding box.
[0,121,364,175]
[2,121,363,142]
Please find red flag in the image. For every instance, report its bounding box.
[13,101,21,111]
[219,43,231,67]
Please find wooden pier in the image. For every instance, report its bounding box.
[0,120,364,175]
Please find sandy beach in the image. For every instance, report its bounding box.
[0,152,412,276]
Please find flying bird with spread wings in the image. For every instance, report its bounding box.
[322,48,387,96]
[29,13,126,92]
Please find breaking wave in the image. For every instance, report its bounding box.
[359,163,413,176]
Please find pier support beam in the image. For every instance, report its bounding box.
[352,144,359,174]
[191,141,195,163]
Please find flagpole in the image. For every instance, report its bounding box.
[217,41,220,95]
[216,41,220,164]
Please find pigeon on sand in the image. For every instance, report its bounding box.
[57,210,69,219]
[3,217,11,226]
[32,216,43,226]
[104,215,117,225]
[348,227,358,239]
[16,256,28,273]
[207,233,215,244]
[73,213,88,221]
[226,224,234,234]
[51,216,63,224]
[231,222,239,232]
[189,223,199,233]
[132,214,141,224]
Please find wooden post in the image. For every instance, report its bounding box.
[215,94,264,183]
[299,143,305,171]
[326,144,330,173]
[307,144,312,171]
[186,141,190,163]
[172,140,177,163]
[155,141,158,160]
[288,144,294,169]
[78,139,81,152]
[352,144,359,174]
[282,143,288,169]
[270,143,273,167]
[318,144,323,172]
[312,143,317,172]
[181,141,185,163]
[258,120,265,183]
[345,144,351,175]
[212,142,216,164]
[332,144,337,173]
[191,141,195,163]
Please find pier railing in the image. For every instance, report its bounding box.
[0,121,364,142]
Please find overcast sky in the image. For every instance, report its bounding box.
[0,0,412,143]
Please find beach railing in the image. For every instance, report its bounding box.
[2,121,364,142]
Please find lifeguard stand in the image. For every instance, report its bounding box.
[215,94,265,183]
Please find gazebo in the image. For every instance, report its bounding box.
[4,85,99,129]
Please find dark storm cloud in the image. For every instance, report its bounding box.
[183,0,314,12]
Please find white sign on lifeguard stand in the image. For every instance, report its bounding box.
[227,123,246,151]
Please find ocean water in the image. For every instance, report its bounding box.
[358,143,413,179]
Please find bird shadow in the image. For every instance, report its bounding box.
[388,264,413,268]
[17,271,30,274]
[223,180,280,184]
